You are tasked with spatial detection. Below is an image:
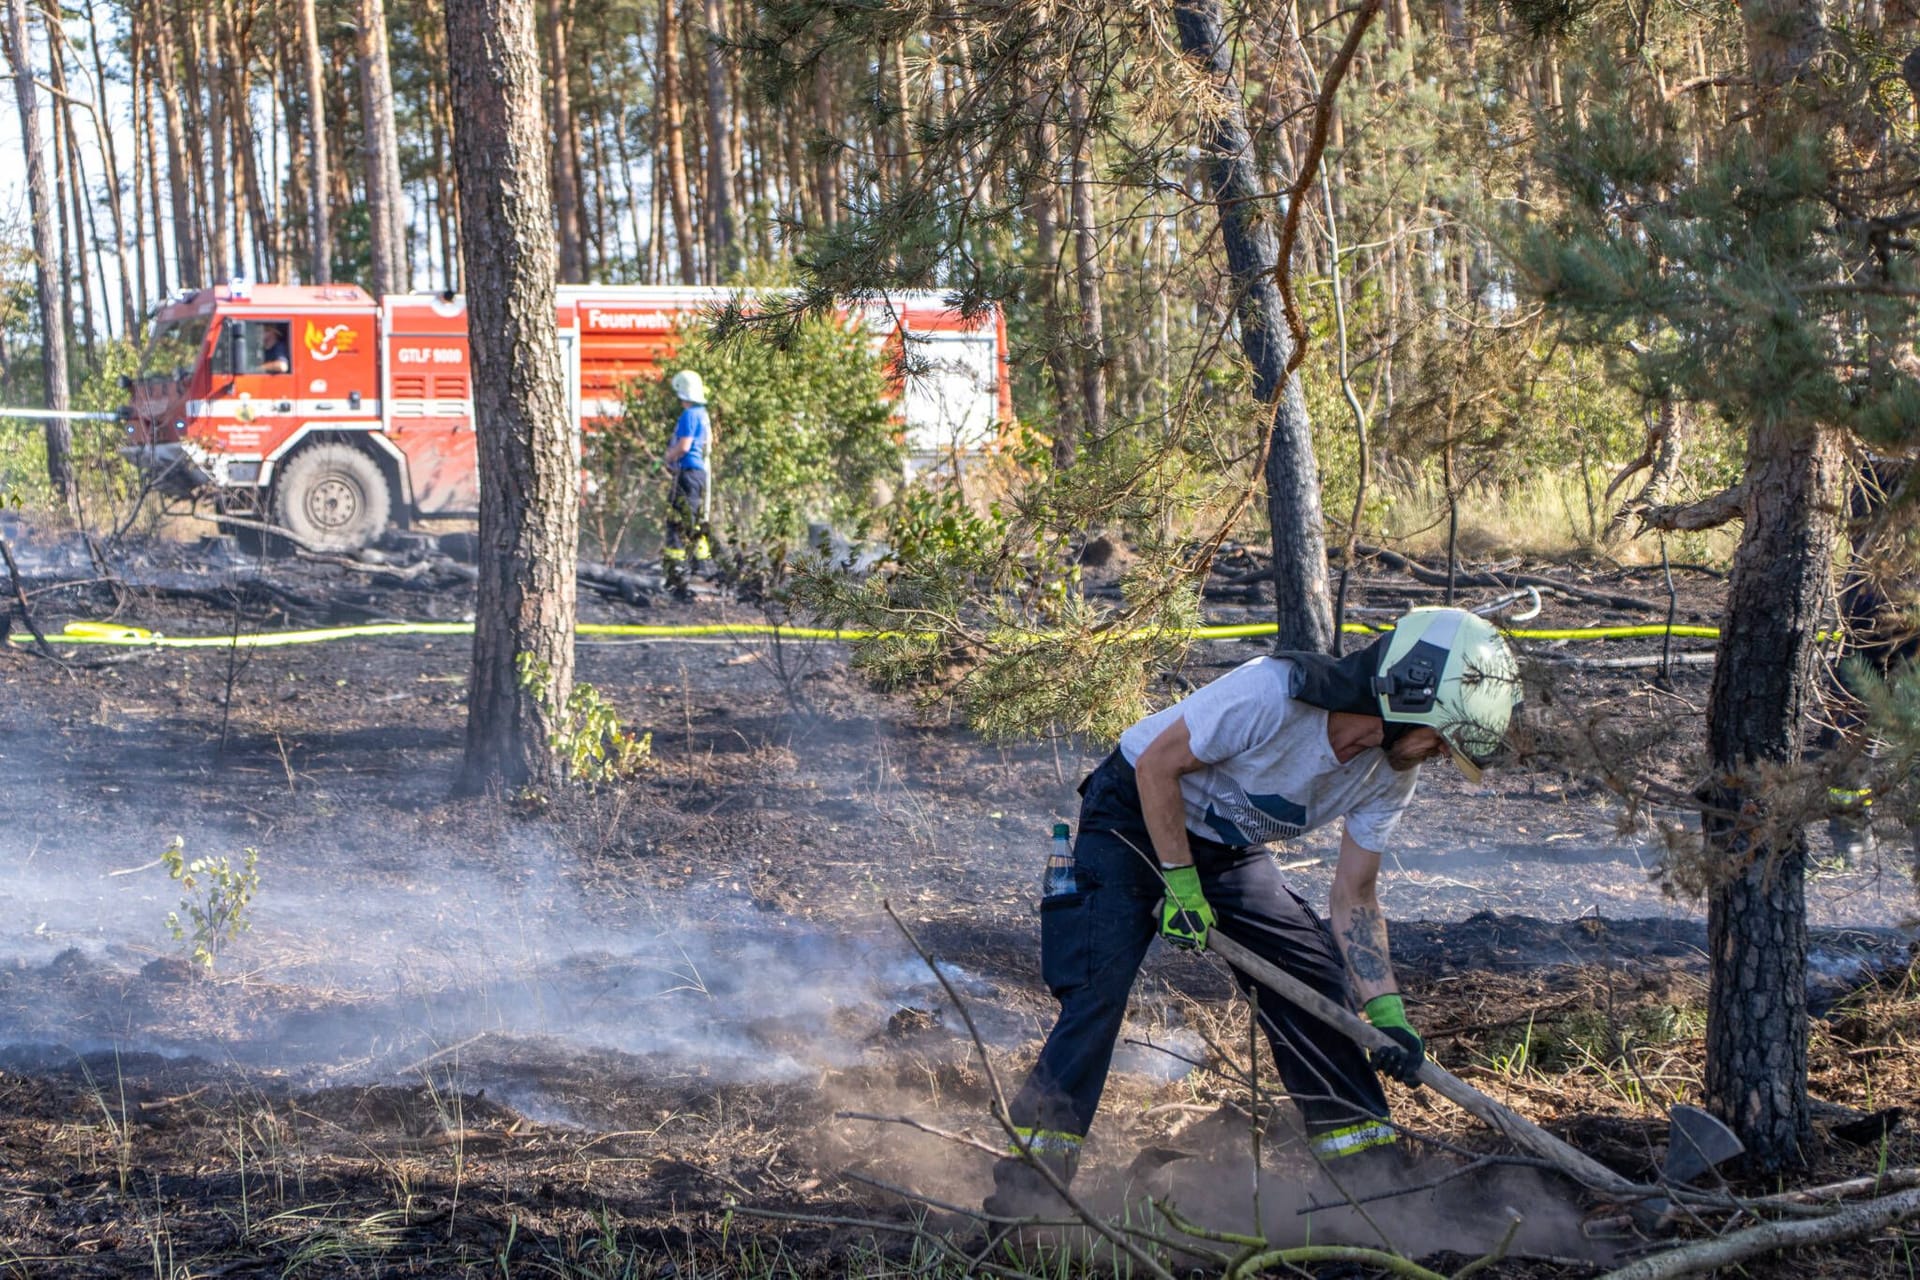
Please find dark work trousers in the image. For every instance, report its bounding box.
[663,466,710,588]
[1006,750,1391,1152]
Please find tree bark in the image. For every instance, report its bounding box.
[1701,421,1841,1169]
[80,0,135,337]
[217,0,274,283]
[152,17,201,287]
[3,0,74,511]
[43,6,95,362]
[132,4,153,314]
[445,0,579,793]
[701,0,737,278]
[1066,78,1107,444]
[1173,0,1333,652]
[192,7,231,280]
[660,0,697,283]
[1697,0,1842,1174]
[358,0,407,294]
[298,0,333,281]
[1027,81,1078,468]
[811,68,836,229]
[543,0,585,280]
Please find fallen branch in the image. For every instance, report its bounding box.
[0,536,63,665]
[1751,1167,1920,1209]
[1348,543,1665,613]
[1596,1185,1920,1280]
[1532,652,1718,670]
[203,513,332,555]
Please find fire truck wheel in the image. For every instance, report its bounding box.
[271,442,393,553]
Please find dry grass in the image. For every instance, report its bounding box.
[1371,474,1742,568]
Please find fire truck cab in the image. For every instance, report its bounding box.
[125,282,1011,552]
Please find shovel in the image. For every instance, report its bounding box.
[1205,931,1743,1215]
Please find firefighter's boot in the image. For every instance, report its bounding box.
[1311,1125,1421,1204]
[662,546,693,601]
[982,1130,1080,1220]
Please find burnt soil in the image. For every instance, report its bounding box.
[1,520,1917,1277]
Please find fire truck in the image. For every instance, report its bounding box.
[123,283,1012,552]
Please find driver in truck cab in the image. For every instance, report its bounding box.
[255,323,292,375]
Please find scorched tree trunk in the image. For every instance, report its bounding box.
[1701,418,1841,1170]
[446,0,579,794]
[3,0,75,514]
[1172,0,1333,653]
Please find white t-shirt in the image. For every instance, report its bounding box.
[1117,656,1417,852]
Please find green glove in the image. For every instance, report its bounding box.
[1158,865,1216,951]
[1364,994,1426,1086]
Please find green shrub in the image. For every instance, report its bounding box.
[595,312,900,555]
[516,654,653,784]
[159,836,261,973]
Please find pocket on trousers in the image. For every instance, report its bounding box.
[1039,892,1093,997]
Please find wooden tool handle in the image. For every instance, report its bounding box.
[1206,931,1639,1196]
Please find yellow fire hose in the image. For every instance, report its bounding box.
[12,618,1740,650]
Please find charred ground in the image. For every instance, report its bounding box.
[1,524,1917,1277]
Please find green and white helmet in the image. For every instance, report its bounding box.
[670,369,709,404]
[1372,607,1521,781]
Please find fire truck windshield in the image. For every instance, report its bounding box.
[140,316,212,382]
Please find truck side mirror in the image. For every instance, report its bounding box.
[117,374,133,391]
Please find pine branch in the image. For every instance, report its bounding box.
[1637,483,1749,533]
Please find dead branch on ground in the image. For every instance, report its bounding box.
[1596,1184,1920,1280]
[1348,542,1666,612]
[0,534,59,662]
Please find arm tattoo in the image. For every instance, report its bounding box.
[1340,902,1392,985]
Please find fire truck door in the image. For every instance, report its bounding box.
[209,318,299,465]
[386,334,479,515]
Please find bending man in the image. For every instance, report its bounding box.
[987,607,1522,1212]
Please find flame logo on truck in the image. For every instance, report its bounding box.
[305,322,359,362]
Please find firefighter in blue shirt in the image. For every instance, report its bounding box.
[662,370,713,600]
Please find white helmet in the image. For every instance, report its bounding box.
[670,370,708,404]
[1373,607,1521,781]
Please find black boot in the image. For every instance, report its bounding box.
[1313,1137,1425,1203]
[981,1152,1076,1219]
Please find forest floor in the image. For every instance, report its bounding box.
[0,514,1917,1278]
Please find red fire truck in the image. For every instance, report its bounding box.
[124,283,1012,551]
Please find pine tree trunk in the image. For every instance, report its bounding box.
[1172,0,1333,651]
[1698,0,1840,1174]
[811,69,836,229]
[3,0,74,510]
[359,0,406,294]
[1066,79,1107,443]
[219,0,274,284]
[80,0,134,337]
[1027,83,1078,468]
[43,9,96,364]
[660,0,698,284]
[543,0,585,280]
[702,0,736,278]
[298,0,333,281]
[445,0,579,794]
[193,8,232,279]
[153,19,201,286]
[1701,420,1841,1170]
[133,11,154,314]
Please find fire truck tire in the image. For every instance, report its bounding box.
[271,442,393,553]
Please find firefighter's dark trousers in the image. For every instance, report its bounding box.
[663,466,710,588]
[1002,751,1393,1175]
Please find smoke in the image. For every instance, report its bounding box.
[0,843,1019,1097]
